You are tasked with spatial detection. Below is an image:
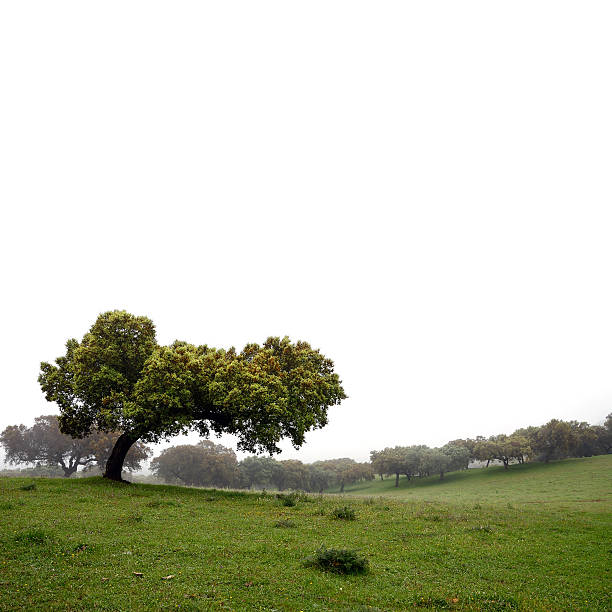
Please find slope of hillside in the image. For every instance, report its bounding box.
[337,455,612,510]
[0,456,610,611]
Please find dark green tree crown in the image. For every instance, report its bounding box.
[39,310,346,455]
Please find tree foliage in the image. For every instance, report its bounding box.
[238,455,277,489]
[38,311,346,480]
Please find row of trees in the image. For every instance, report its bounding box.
[151,442,374,492]
[2,414,610,488]
[370,443,470,485]
[0,415,151,477]
[0,418,374,492]
[460,416,612,467]
[369,415,612,486]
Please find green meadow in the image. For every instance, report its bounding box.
[1,455,610,611]
[336,455,612,507]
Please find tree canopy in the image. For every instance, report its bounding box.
[39,310,346,481]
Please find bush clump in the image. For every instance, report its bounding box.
[13,529,52,545]
[332,506,356,520]
[276,493,298,507]
[273,519,297,528]
[468,525,494,533]
[304,547,369,575]
[19,483,36,491]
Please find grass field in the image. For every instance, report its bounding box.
[335,455,612,508]
[1,456,610,611]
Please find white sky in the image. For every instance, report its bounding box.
[1,2,611,468]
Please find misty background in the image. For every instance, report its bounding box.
[1,1,611,471]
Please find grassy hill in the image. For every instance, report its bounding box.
[336,455,612,508]
[0,456,610,611]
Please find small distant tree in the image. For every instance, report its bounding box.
[369,447,420,487]
[150,445,205,486]
[591,425,612,455]
[311,458,373,493]
[307,464,335,493]
[370,449,391,481]
[0,415,150,477]
[269,459,310,491]
[150,441,238,487]
[567,421,601,457]
[531,420,573,462]
[340,462,374,491]
[419,448,450,479]
[484,434,526,469]
[472,437,498,467]
[441,442,471,472]
[238,456,277,489]
[506,434,530,464]
[599,413,612,453]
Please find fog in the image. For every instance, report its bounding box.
[1,1,611,469]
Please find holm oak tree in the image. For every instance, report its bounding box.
[39,311,346,481]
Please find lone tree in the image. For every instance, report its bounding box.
[39,311,346,482]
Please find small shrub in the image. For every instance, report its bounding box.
[119,513,144,524]
[304,547,369,575]
[14,528,51,545]
[273,519,297,528]
[423,514,442,522]
[146,499,179,508]
[412,595,451,608]
[332,506,356,520]
[468,525,494,533]
[276,493,298,507]
[19,483,36,491]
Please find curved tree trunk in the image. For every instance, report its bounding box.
[104,433,138,482]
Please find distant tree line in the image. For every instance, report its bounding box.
[2,414,610,490]
[150,442,374,492]
[370,415,612,486]
[370,443,470,485]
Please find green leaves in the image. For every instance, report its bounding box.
[38,312,346,476]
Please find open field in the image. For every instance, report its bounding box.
[1,456,611,611]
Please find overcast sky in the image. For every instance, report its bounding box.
[1,2,611,468]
